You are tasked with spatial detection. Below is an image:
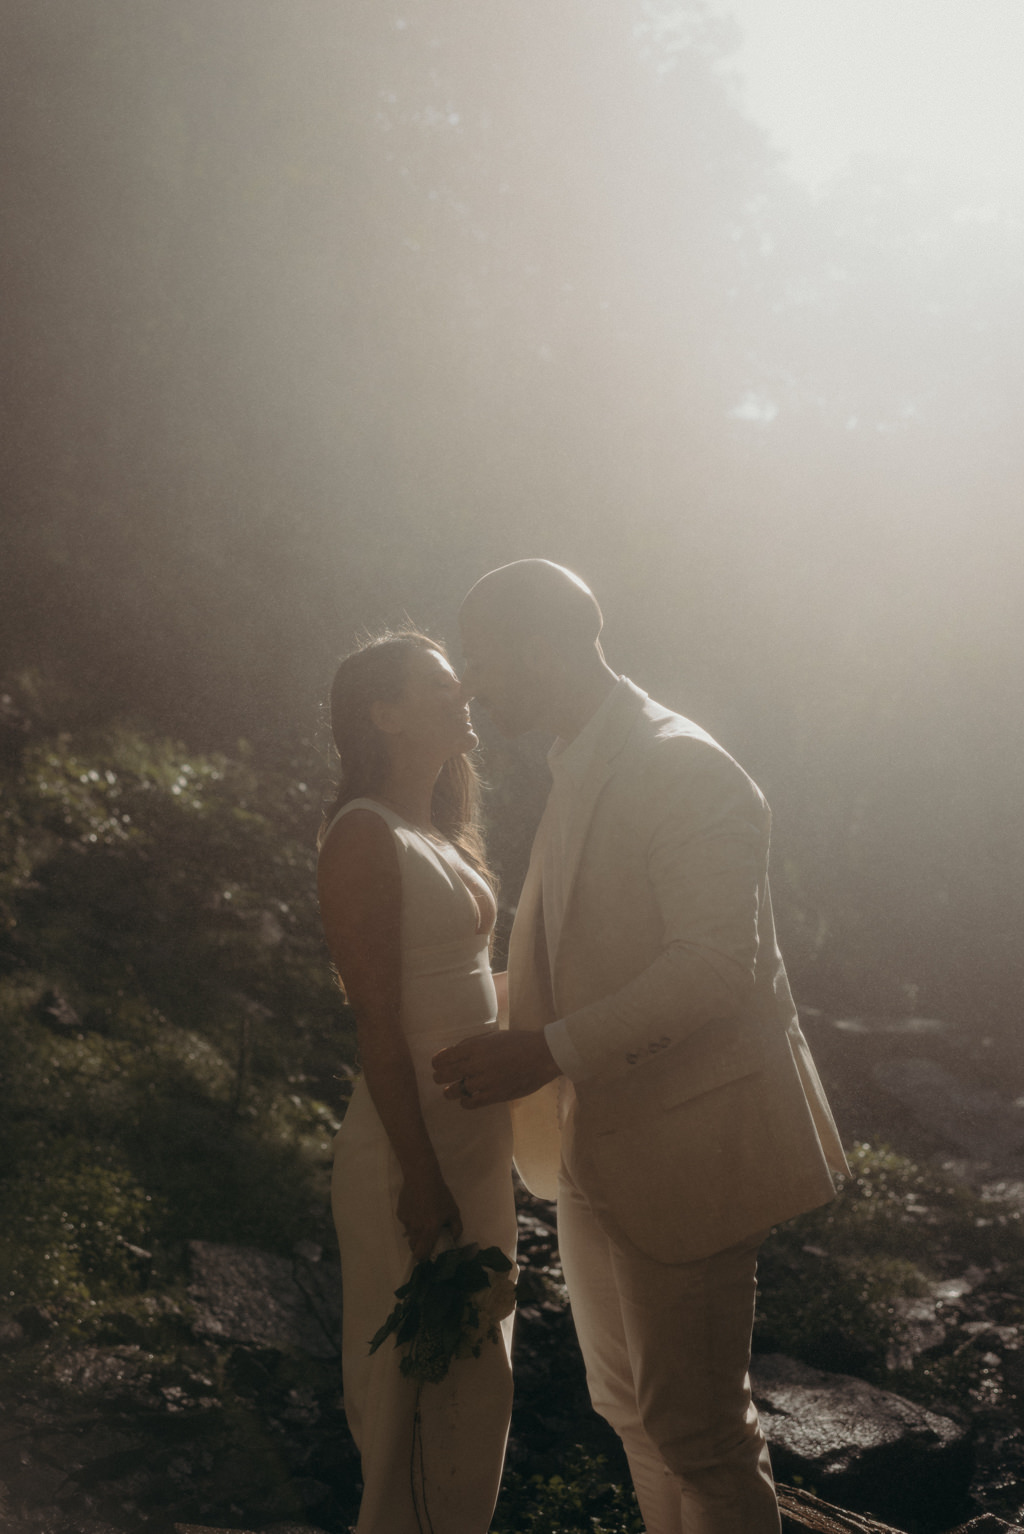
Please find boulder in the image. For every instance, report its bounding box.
[872,1058,1024,1164]
[187,1242,341,1359]
[753,1354,972,1532]
[884,1294,949,1372]
[796,1012,1024,1172]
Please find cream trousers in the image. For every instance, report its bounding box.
[557,1158,780,1534]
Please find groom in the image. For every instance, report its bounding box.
[433,560,847,1534]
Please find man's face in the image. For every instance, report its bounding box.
[458,604,541,738]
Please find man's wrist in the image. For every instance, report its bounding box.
[543,1018,587,1082]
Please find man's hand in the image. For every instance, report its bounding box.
[432,1032,560,1107]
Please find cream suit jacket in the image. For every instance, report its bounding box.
[507,680,848,1264]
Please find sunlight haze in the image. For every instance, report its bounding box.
[711,0,1024,200]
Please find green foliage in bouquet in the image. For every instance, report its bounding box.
[369,1243,516,1385]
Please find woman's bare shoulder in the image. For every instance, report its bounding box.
[318,808,402,946]
[318,806,397,879]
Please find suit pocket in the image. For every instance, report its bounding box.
[657,1016,764,1110]
[578,1017,764,1139]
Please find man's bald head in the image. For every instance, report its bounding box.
[458,560,614,737]
[460,559,604,658]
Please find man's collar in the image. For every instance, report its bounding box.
[548,675,634,783]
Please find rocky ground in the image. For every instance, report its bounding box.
[2,1008,1024,1534]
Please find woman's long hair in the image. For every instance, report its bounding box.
[319,631,493,889]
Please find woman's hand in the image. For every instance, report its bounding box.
[397,1166,463,1262]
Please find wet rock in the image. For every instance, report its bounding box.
[872,1058,1024,1164]
[753,1354,972,1532]
[885,1295,949,1371]
[290,1244,344,1357]
[0,1322,358,1533]
[35,988,83,1035]
[948,1520,1022,1532]
[15,1305,53,1342]
[0,1314,27,1351]
[187,1241,341,1359]
[1001,1350,1024,1395]
[883,1268,990,1372]
[934,1270,987,1306]
[95,1310,158,1347]
[4,1461,70,1506]
[48,1345,156,1406]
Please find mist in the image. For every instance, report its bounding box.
[2,0,1022,1031]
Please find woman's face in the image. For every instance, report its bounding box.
[376,646,478,759]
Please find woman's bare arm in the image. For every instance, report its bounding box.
[318,810,462,1260]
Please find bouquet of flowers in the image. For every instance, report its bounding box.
[369,1242,517,1385]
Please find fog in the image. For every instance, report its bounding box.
[717,0,1024,197]
[2,1,1021,1029]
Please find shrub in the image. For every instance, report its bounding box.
[0,1141,155,1309]
[0,692,354,1313]
[755,1141,1024,1379]
[492,1447,644,1534]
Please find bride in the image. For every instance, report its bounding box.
[318,631,516,1534]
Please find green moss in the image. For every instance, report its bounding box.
[0,703,353,1315]
[0,1140,156,1307]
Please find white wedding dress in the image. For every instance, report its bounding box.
[324,798,517,1534]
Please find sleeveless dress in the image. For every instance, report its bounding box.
[324,798,517,1534]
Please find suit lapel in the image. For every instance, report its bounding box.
[554,754,617,938]
[551,681,647,971]
[507,793,557,1034]
[509,680,648,1018]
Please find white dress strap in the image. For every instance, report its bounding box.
[319,796,404,852]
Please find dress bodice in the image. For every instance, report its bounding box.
[321,798,498,1060]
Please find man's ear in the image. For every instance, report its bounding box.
[370,699,402,735]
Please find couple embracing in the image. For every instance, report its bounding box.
[317,559,847,1534]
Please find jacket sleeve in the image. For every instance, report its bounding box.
[554,742,771,1082]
